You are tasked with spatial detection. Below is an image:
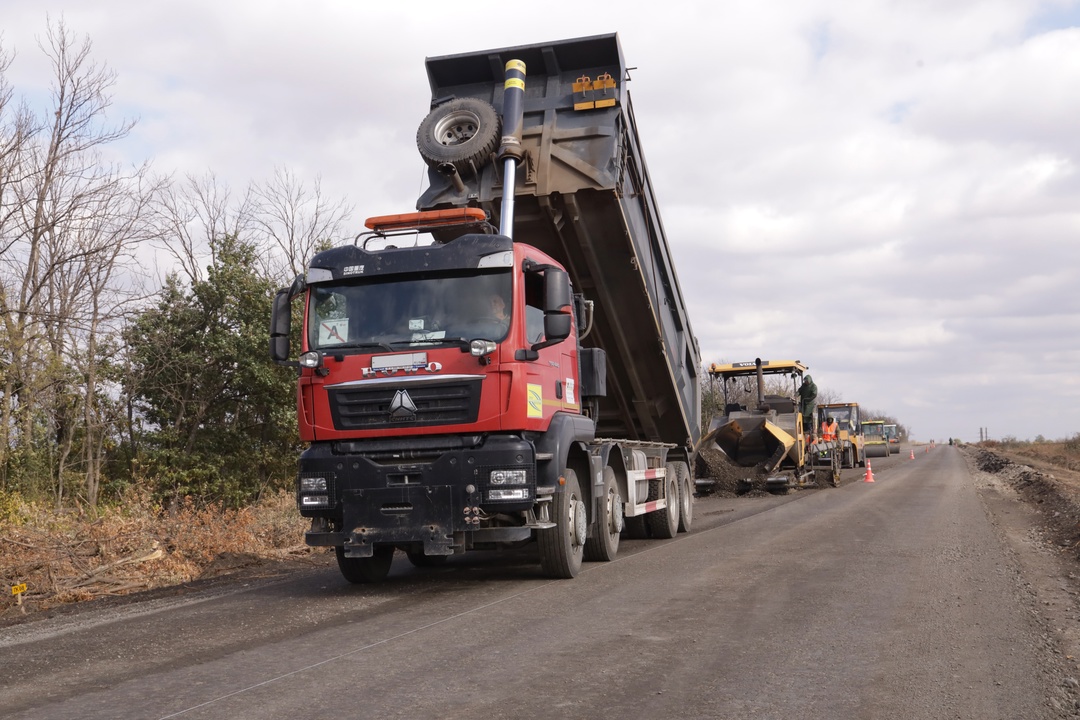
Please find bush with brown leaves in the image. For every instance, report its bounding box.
[0,489,312,617]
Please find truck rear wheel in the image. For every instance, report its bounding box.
[335,545,394,584]
[675,461,693,533]
[539,469,585,578]
[416,97,501,176]
[647,465,680,539]
[584,466,621,562]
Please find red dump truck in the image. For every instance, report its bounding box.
[270,34,701,582]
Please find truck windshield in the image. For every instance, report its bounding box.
[307,271,513,351]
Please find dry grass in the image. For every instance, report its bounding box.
[0,488,313,618]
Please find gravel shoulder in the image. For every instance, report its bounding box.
[960,444,1080,716]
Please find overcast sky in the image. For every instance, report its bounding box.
[6,0,1080,443]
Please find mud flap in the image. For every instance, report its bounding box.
[342,486,471,558]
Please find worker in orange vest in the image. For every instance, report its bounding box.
[821,416,838,442]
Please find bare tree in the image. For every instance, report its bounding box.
[150,171,256,286]
[0,41,38,484]
[0,19,158,504]
[1,20,351,507]
[252,167,352,282]
[816,386,842,407]
[0,44,35,256]
[73,175,161,506]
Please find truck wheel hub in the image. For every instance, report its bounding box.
[573,499,587,546]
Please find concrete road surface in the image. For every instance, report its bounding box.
[2,446,1073,719]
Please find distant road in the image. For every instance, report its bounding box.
[2,447,1065,719]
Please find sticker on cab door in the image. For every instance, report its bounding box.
[527,384,543,418]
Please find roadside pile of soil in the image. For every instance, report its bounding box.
[961,444,1080,555]
[695,446,747,496]
[695,446,780,497]
[0,489,317,623]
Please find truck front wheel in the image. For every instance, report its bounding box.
[335,545,395,584]
[539,469,585,578]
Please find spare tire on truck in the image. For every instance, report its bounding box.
[416,97,501,177]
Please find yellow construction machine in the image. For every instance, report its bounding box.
[862,420,890,459]
[814,402,866,469]
[883,423,900,454]
[695,359,840,493]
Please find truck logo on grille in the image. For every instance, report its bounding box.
[389,389,418,420]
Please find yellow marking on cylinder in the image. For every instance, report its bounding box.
[505,59,526,74]
[504,78,525,91]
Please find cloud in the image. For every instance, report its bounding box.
[4,0,1079,441]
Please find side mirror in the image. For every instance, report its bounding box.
[543,313,572,343]
[543,268,572,312]
[270,288,293,364]
[515,269,575,361]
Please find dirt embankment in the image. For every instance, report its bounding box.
[961,443,1080,556]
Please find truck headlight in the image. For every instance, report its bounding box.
[298,474,331,509]
[300,476,328,492]
[489,469,527,485]
[471,340,497,357]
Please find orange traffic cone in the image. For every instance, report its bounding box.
[909,449,915,460]
[863,459,875,483]
[925,446,929,453]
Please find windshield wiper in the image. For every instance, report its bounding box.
[389,337,471,349]
[330,341,395,352]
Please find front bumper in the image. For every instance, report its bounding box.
[298,434,539,556]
